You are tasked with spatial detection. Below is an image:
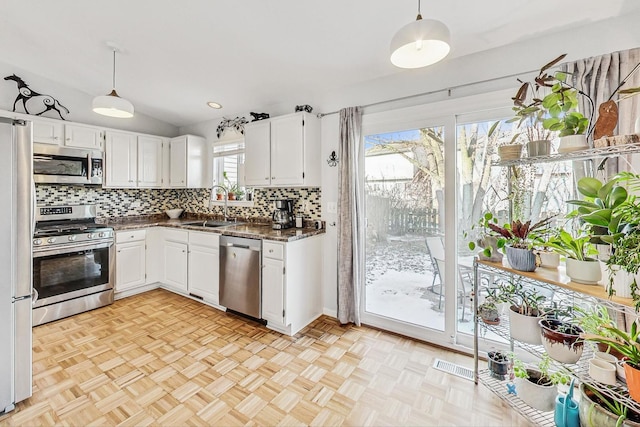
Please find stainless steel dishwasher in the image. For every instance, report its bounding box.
[219,235,262,319]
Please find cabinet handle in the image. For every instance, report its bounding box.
[66,137,71,141]
[53,136,59,140]
[272,176,275,179]
[117,250,121,253]
[269,249,273,253]
[130,235,135,238]
[265,177,269,180]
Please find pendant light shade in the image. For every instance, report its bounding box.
[390,1,450,69]
[93,46,134,118]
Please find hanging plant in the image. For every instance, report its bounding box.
[216,116,248,138]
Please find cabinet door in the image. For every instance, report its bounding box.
[138,136,163,188]
[188,243,220,304]
[244,120,271,187]
[262,257,286,327]
[163,240,188,292]
[169,136,187,188]
[105,131,137,188]
[270,115,304,186]
[64,123,103,150]
[115,241,146,292]
[32,119,63,145]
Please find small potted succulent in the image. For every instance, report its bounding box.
[487,350,510,380]
[478,296,501,325]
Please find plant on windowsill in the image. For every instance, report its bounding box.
[466,211,504,263]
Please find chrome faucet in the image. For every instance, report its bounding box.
[210,185,228,221]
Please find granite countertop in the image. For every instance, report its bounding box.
[100,215,325,242]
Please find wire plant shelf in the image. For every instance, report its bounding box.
[493,143,640,167]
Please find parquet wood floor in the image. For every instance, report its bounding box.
[1,289,532,426]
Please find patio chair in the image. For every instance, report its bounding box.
[434,258,474,322]
[425,236,445,306]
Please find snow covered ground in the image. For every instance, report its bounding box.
[365,235,475,334]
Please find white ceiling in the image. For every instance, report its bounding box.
[1,0,638,127]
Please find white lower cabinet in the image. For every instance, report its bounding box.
[162,229,189,293]
[262,236,323,335]
[187,231,220,304]
[115,230,146,293]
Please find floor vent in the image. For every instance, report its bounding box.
[433,358,473,381]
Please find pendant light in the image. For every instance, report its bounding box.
[93,43,134,118]
[390,0,450,69]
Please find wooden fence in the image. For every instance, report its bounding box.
[389,208,440,235]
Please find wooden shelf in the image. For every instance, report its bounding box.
[476,259,635,308]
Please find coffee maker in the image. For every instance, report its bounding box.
[272,199,294,229]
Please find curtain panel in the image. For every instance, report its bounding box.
[337,106,363,326]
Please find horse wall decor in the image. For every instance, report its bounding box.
[4,74,69,120]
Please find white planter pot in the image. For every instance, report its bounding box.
[514,369,556,412]
[608,265,639,298]
[537,251,559,269]
[565,258,602,285]
[589,358,617,385]
[509,306,542,345]
[558,134,589,153]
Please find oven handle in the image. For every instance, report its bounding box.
[32,240,113,258]
[32,288,38,306]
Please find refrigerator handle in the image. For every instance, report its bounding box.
[32,181,36,235]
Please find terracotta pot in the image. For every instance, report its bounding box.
[539,319,584,364]
[625,361,640,403]
[596,342,625,360]
[216,193,223,200]
[228,193,236,200]
[505,246,537,272]
[509,305,542,345]
[565,258,601,285]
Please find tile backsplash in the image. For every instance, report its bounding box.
[36,185,322,220]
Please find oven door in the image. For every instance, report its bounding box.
[32,241,114,308]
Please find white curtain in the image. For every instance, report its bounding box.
[565,47,640,174]
[337,106,363,325]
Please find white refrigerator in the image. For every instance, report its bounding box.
[0,116,33,414]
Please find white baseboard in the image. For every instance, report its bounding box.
[322,308,337,318]
[114,283,160,300]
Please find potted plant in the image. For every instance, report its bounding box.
[574,304,625,358]
[538,316,584,364]
[487,350,510,380]
[466,212,504,263]
[544,228,601,285]
[486,217,553,272]
[606,230,640,302]
[581,320,640,403]
[478,296,501,325]
[495,279,547,345]
[579,383,640,427]
[511,353,564,412]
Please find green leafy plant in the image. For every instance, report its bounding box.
[581,320,640,368]
[493,279,547,316]
[573,305,616,338]
[509,353,568,386]
[541,72,590,136]
[543,228,596,261]
[583,384,628,427]
[485,216,554,250]
[467,212,502,257]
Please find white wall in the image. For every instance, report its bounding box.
[0,60,178,137]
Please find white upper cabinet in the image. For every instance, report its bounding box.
[105,132,165,188]
[137,136,164,188]
[32,118,63,145]
[244,120,271,187]
[169,135,209,188]
[64,123,103,150]
[244,112,320,187]
[105,131,137,188]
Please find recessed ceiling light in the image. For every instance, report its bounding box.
[207,101,222,109]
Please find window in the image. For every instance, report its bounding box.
[212,138,247,200]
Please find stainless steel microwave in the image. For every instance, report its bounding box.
[33,143,103,185]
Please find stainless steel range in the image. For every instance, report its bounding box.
[32,205,114,326]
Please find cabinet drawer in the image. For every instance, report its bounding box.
[163,228,189,243]
[189,231,219,248]
[263,241,284,260]
[116,229,146,243]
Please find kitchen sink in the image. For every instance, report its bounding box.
[182,220,243,228]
